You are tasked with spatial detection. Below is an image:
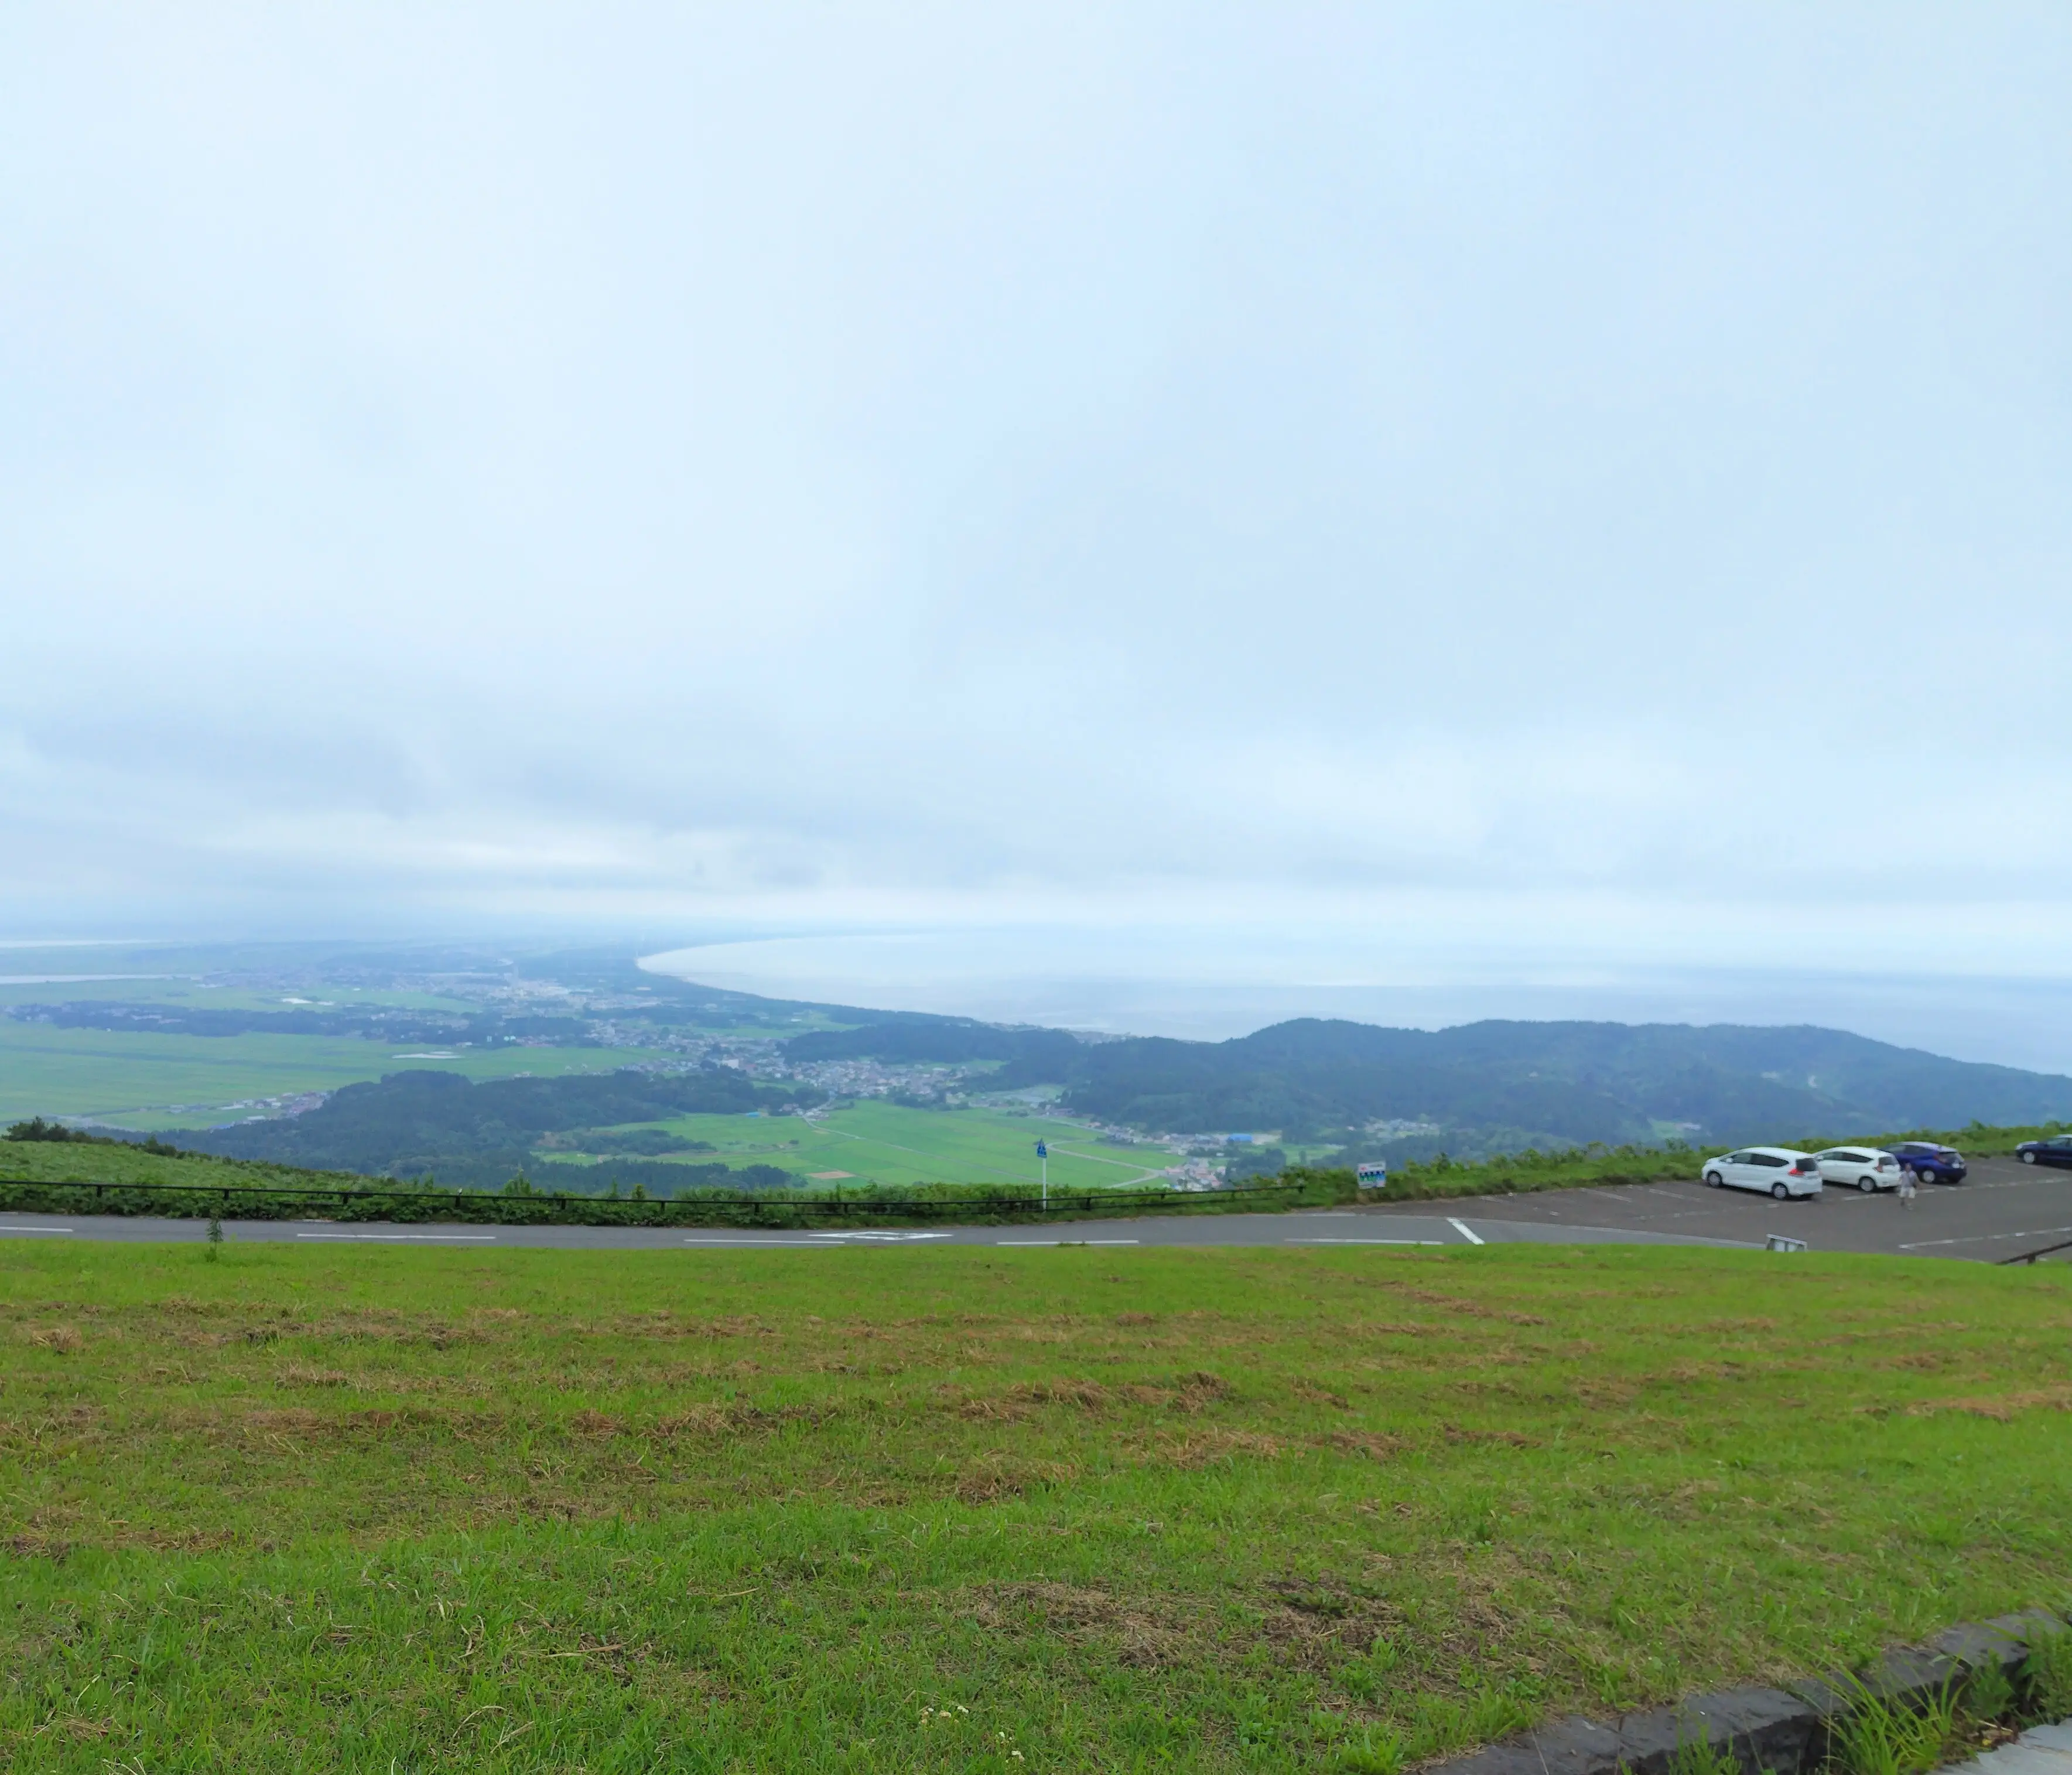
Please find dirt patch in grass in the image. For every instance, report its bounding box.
[651,1401,842,1437]
[1900,1385,2072,1420]
[1373,1284,1549,1326]
[1325,1429,1405,1460]
[275,1362,353,1388]
[1008,1379,1113,1410]
[973,1581,1201,1667]
[949,1455,1076,1504]
[1136,1427,1285,1466]
[227,1405,500,1445]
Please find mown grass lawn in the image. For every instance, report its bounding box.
[2,1240,2068,1772]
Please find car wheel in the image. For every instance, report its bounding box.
[1858,1175,1877,1193]
[1704,1171,1724,1188]
[1771,1181,1789,1200]
[2022,1150,2037,1164]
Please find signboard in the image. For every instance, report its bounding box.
[1356,1161,1389,1188]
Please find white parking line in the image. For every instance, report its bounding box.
[1447,1218,1485,1245]
[1285,1237,1445,1245]
[296,1233,497,1243]
[681,1239,833,1247]
[0,1225,73,1234]
[1899,1225,2072,1251]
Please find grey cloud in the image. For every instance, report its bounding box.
[1,3,2067,973]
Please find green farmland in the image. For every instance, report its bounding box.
[601,1099,1175,1190]
[0,1021,627,1127]
[0,1100,1178,1201]
[1,1239,2068,1771]
[0,977,481,1017]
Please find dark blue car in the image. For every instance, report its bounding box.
[1890,1141,1967,1185]
[2016,1135,2072,1169]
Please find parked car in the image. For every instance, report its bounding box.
[2016,1135,2072,1169]
[1889,1141,1967,1185]
[1813,1147,1903,1193]
[1701,1147,1823,1199]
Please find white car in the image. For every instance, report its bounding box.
[1813,1147,1903,1193]
[1701,1147,1823,1199]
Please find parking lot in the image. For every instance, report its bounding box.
[1362,1153,2072,1261]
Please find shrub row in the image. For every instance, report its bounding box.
[0,1172,1334,1229]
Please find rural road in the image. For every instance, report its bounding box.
[1,1157,2066,1259]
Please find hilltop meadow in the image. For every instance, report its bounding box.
[2,1238,2068,1771]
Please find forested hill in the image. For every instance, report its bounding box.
[175,1066,806,1183]
[791,1015,2072,1147]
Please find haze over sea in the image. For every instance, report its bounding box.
[642,934,2072,1076]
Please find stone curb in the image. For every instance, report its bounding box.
[1430,1609,2071,1775]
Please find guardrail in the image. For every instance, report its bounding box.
[0,1174,1308,1227]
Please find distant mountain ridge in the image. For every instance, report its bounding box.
[787,1013,2072,1148]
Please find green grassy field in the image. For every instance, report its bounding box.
[2,1239,2067,1771]
[0,1136,357,1195]
[0,1100,1185,1204]
[0,978,483,1015]
[617,1100,1176,1190]
[0,1021,633,1126]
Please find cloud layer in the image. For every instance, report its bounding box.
[3,5,2069,972]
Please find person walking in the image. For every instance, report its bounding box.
[1898,1164,1917,1210]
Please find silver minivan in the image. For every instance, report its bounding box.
[1701,1147,1823,1199]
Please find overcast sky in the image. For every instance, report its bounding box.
[5,6,2071,1017]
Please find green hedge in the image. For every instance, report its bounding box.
[0,1172,1335,1230]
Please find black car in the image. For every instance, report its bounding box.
[1890,1141,1967,1185]
[2016,1135,2072,1169]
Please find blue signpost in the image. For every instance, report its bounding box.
[1036,1140,1048,1209]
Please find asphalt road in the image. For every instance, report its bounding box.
[1,1156,2066,1259]
[0,1207,1687,1252]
